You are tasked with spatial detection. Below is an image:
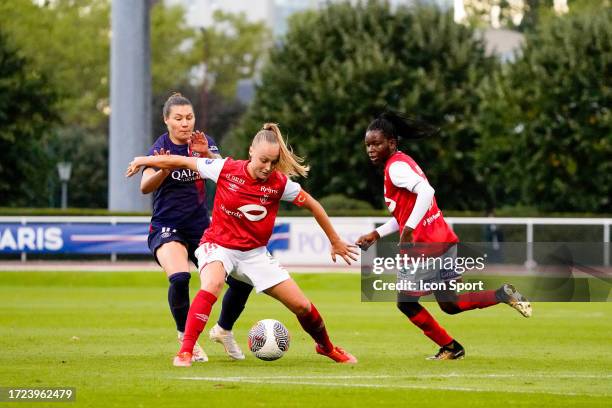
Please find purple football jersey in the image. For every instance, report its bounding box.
[146,132,219,234]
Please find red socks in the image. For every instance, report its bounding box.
[297,303,334,353]
[409,308,453,347]
[455,290,499,311]
[179,290,217,354]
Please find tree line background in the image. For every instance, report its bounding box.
[0,0,609,213]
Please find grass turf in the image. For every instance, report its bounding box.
[0,271,610,408]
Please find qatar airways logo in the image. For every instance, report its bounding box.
[225,174,246,185]
[171,169,200,183]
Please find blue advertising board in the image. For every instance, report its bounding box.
[0,223,290,255]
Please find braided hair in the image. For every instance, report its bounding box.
[366,111,439,142]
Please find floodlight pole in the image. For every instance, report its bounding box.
[108,0,152,211]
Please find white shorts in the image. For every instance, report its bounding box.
[194,243,290,293]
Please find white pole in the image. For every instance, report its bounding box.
[109,0,152,211]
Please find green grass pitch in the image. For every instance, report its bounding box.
[0,271,610,407]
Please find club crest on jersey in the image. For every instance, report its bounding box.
[160,227,177,238]
[385,197,397,213]
[237,204,268,222]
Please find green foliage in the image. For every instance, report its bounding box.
[226,1,497,210]
[150,3,198,96]
[0,1,266,208]
[197,11,271,99]
[474,9,612,212]
[151,10,270,144]
[463,0,531,29]
[0,0,110,130]
[318,194,374,211]
[0,0,200,130]
[0,29,58,207]
[46,127,108,208]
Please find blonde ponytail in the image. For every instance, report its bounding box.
[252,123,309,178]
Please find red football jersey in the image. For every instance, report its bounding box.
[384,151,458,244]
[196,158,304,250]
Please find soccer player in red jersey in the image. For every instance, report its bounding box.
[356,111,532,360]
[141,93,252,361]
[127,123,359,366]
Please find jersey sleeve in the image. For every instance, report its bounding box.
[388,161,435,230]
[206,134,220,155]
[281,179,307,206]
[375,218,400,238]
[195,158,226,182]
[405,182,435,229]
[388,161,424,192]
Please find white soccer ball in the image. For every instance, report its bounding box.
[248,319,290,361]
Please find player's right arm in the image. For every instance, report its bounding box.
[355,218,399,250]
[126,155,198,177]
[140,148,171,194]
[126,155,226,184]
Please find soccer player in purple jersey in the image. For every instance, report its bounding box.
[142,93,252,361]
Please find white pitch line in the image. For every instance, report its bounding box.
[173,376,609,397]
[179,373,612,380]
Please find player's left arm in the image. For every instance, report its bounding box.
[189,131,222,159]
[388,162,435,244]
[298,191,359,265]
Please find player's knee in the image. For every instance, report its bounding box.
[226,275,254,295]
[397,301,421,318]
[292,301,312,317]
[203,278,224,296]
[438,302,462,315]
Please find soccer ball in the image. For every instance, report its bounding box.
[248,319,290,361]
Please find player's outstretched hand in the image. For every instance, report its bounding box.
[355,231,380,251]
[331,240,359,265]
[153,148,171,156]
[125,156,146,178]
[189,130,209,156]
